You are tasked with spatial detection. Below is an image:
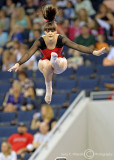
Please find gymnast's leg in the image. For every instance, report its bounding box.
[50,52,67,74]
[38,59,53,104]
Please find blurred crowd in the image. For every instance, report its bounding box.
[0,0,114,159]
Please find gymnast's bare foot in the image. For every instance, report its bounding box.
[50,52,58,64]
[45,95,52,104]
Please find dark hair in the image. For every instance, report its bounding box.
[42,5,57,21]
[17,70,28,78]
[42,5,57,31]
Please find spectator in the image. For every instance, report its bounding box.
[31,104,56,131]
[105,83,114,91]
[17,44,37,70]
[67,49,84,69]
[2,0,15,17]
[29,23,42,42]
[88,20,104,36]
[48,0,56,6]
[17,70,34,92]
[32,8,45,26]
[74,25,96,50]
[0,142,17,160]
[57,0,67,9]
[56,7,65,24]
[3,80,24,112]
[2,50,16,71]
[9,40,21,61]
[9,25,24,43]
[8,122,33,154]
[24,0,37,20]
[57,19,69,36]
[75,0,96,17]
[0,23,8,47]
[28,122,49,151]
[69,18,81,41]
[96,34,109,50]
[103,47,114,66]
[0,9,10,32]
[21,87,41,111]
[64,0,75,21]
[95,3,114,26]
[77,8,92,27]
[11,7,31,30]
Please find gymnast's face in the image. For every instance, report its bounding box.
[44,29,57,40]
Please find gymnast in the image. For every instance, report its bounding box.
[8,5,106,104]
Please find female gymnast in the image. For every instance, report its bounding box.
[8,5,106,104]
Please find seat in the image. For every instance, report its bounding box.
[26,70,33,78]
[0,83,11,95]
[17,110,36,124]
[99,78,114,90]
[51,94,67,106]
[0,126,17,138]
[76,66,94,78]
[69,93,79,104]
[58,108,67,119]
[53,109,59,119]
[78,79,98,91]
[0,96,4,106]
[0,112,16,125]
[88,53,107,65]
[35,70,44,80]
[97,66,114,77]
[35,80,45,89]
[56,68,74,79]
[35,80,54,90]
[56,80,76,92]
[0,71,13,81]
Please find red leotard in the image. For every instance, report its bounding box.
[38,34,64,60]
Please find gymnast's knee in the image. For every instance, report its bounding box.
[38,60,53,71]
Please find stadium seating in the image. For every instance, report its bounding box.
[56,79,76,93]
[57,108,67,119]
[69,93,79,104]
[76,66,94,78]
[35,80,46,89]
[51,93,67,107]
[56,68,74,79]
[99,78,114,90]
[0,112,16,125]
[88,53,107,65]
[97,65,114,77]
[0,71,13,81]
[17,110,36,124]
[0,96,4,106]
[0,126,17,138]
[78,79,98,91]
[34,70,44,80]
[0,83,11,95]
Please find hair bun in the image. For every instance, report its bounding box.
[43,5,57,22]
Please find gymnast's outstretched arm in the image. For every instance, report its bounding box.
[17,40,41,65]
[62,36,106,55]
[8,40,41,72]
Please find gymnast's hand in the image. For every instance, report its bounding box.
[8,63,20,72]
[92,47,106,56]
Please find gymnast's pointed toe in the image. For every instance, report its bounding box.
[44,95,52,104]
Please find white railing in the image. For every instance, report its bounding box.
[90,91,114,100]
[29,91,86,160]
